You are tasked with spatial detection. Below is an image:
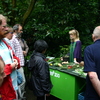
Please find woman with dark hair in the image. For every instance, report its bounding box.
[28,40,52,100]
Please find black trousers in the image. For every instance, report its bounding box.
[37,95,50,100]
[37,96,44,100]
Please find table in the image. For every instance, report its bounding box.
[49,66,86,100]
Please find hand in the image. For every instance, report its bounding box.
[74,61,79,64]
[23,51,27,56]
[13,59,18,65]
[11,63,17,70]
[79,61,84,66]
[45,94,50,96]
[11,60,18,70]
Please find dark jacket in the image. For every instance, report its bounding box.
[28,51,53,96]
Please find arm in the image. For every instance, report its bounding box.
[4,64,12,75]
[23,40,29,56]
[74,41,82,63]
[28,54,34,70]
[88,72,100,96]
[38,59,52,94]
[24,40,29,53]
[4,61,18,75]
[84,46,100,95]
[74,58,79,64]
[13,54,20,69]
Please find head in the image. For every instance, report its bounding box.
[5,27,13,40]
[0,58,6,87]
[13,24,23,38]
[0,14,8,39]
[34,40,48,53]
[69,29,79,42]
[92,26,100,42]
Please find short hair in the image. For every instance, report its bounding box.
[13,24,22,31]
[93,26,100,37]
[7,27,13,33]
[34,40,48,53]
[0,14,7,25]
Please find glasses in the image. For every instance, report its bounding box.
[0,25,8,28]
[20,30,23,31]
[9,32,13,34]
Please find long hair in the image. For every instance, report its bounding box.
[69,29,80,42]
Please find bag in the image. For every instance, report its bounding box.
[17,70,23,85]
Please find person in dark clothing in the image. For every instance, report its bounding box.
[84,26,100,100]
[28,40,53,100]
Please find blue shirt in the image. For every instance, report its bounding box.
[0,39,18,90]
[84,39,100,100]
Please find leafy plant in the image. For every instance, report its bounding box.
[59,45,70,57]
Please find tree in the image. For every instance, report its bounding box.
[0,0,37,26]
[24,0,100,57]
[0,0,99,57]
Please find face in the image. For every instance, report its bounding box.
[69,33,76,40]
[18,26,23,34]
[0,19,8,39]
[6,31,13,40]
[17,25,23,38]
[0,62,6,87]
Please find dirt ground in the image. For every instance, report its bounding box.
[24,68,61,100]
[25,86,61,100]
[25,87,37,100]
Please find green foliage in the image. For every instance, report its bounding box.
[0,0,99,57]
[24,0,99,57]
[59,45,70,57]
[0,0,36,25]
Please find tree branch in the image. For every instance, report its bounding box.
[22,0,37,26]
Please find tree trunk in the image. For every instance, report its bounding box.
[22,0,37,26]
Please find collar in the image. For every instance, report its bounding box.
[94,39,100,43]
[32,51,46,59]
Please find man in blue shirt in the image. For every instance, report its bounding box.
[0,14,20,100]
[84,26,100,100]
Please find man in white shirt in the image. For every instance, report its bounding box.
[10,24,26,99]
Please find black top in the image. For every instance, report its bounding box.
[28,51,53,96]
